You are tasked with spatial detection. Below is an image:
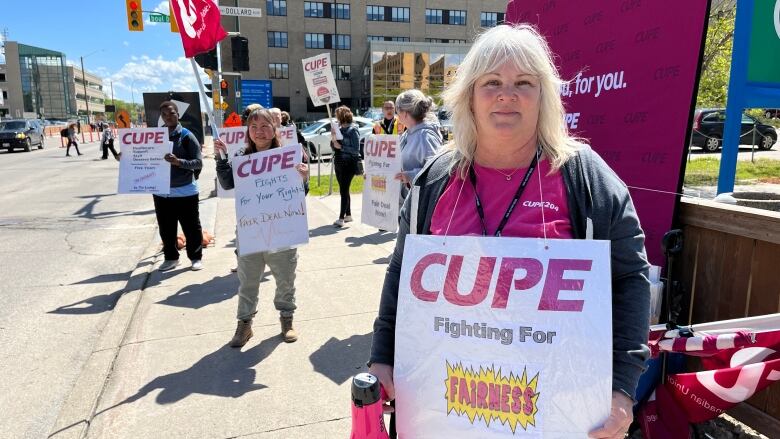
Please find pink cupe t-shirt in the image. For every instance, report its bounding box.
[429,159,573,239]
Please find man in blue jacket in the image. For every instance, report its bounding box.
[154,101,204,271]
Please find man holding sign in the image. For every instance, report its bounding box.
[120,101,204,272]
[215,108,309,347]
[369,25,650,438]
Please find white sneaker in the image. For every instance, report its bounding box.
[344,215,353,223]
[333,219,345,227]
[159,259,180,271]
[191,260,203,271]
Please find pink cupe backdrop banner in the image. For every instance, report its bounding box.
[169,0,227,58]
[506,0,710,266]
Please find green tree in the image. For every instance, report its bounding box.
[696,0,736,108]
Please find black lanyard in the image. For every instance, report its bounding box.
[468,147,541,237]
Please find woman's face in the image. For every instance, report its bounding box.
[247,117,276,150]
[397,110,414,127]
[472,62,541,147]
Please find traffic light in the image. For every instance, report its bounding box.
[194,48,218,70]
[205,82,227,98]
[231,36,249,72]
[126,0,144,32]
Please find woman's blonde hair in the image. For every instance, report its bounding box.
[245,108,280,152]
[441,24,582,176]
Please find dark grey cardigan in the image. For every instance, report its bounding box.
[369,146,651,398]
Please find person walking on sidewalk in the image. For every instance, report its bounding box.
[65,122,82,156]
[154,100,205,272]
[101,123,119,160]
[214,108,310,347]
[330,106,361,227]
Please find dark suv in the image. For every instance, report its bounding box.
[691,109,777,152]
[0,119,45,152]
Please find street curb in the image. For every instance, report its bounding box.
[47,183,223,439]
[46,232,162,439]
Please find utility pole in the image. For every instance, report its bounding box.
[110,80,115,123]
[80,56,90,123]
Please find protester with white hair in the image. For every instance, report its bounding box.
[369,24,650,438]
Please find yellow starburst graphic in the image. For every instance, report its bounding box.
[370,175,387,192]
[444,361,540,433]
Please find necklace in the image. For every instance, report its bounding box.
[495,167,524,181]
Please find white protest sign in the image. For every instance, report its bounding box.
[216,127,248,198]
[302,53,340,107]
[117,128,172,194]
[278,125,297,146]
[395,235,612,437]
[233,144,308,255]
[361,135,402,231]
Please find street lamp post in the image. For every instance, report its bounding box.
[80,56,90,124]
[79,49,103,124]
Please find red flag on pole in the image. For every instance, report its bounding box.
[169,0,227,58]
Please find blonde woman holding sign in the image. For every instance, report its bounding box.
[369,24,650,438]
[214,108,309,347]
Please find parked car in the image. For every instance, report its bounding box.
[764,109,780,119]
[362,108,384,122]
[0,119,45,152]
[691,109,777,152]
[301,116,374,160]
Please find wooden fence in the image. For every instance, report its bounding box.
[676,197,780,436]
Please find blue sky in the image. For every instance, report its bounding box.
[1,0,207,102]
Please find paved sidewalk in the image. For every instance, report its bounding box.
[49,161,397,438]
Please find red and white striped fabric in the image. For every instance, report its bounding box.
[642,314,780,437]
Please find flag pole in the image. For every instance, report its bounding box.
[325,102,335,196]
[190,58,225,160]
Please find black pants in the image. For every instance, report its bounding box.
[153,194,203,261]
[101,139,118,159]
[66,139,81,155]
[334,154,358,218]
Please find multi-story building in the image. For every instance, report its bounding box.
[0,41,73,120]
[67,65,107,122]
[218,0,506,119]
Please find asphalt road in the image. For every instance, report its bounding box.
[0,137,159,438]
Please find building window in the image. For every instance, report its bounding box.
[0,73,5,82]
[335,65,351,80]
[267,31,288,48]
[334,3,350,19]
[450,10,467,25]
[389,36,409,42]
[2,91,7,99]
[367,5,384,21]
[481,12,504,27]
[269,63,289,79]
[367,35,384,42]
[391,7,410,22]
[425,38,467,44]
[266,0,287,16]
[425,9,443,24]
[305,33,325,49]
[333,34,351,50]
[304,2,324,17]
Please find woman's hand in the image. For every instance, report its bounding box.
[295,163,309,180]
[368,363,395,413]
[394,172,410,184]
[214,138,228,157]
[588,391,633,439]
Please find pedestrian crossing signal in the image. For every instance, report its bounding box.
[126,0,144,32]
